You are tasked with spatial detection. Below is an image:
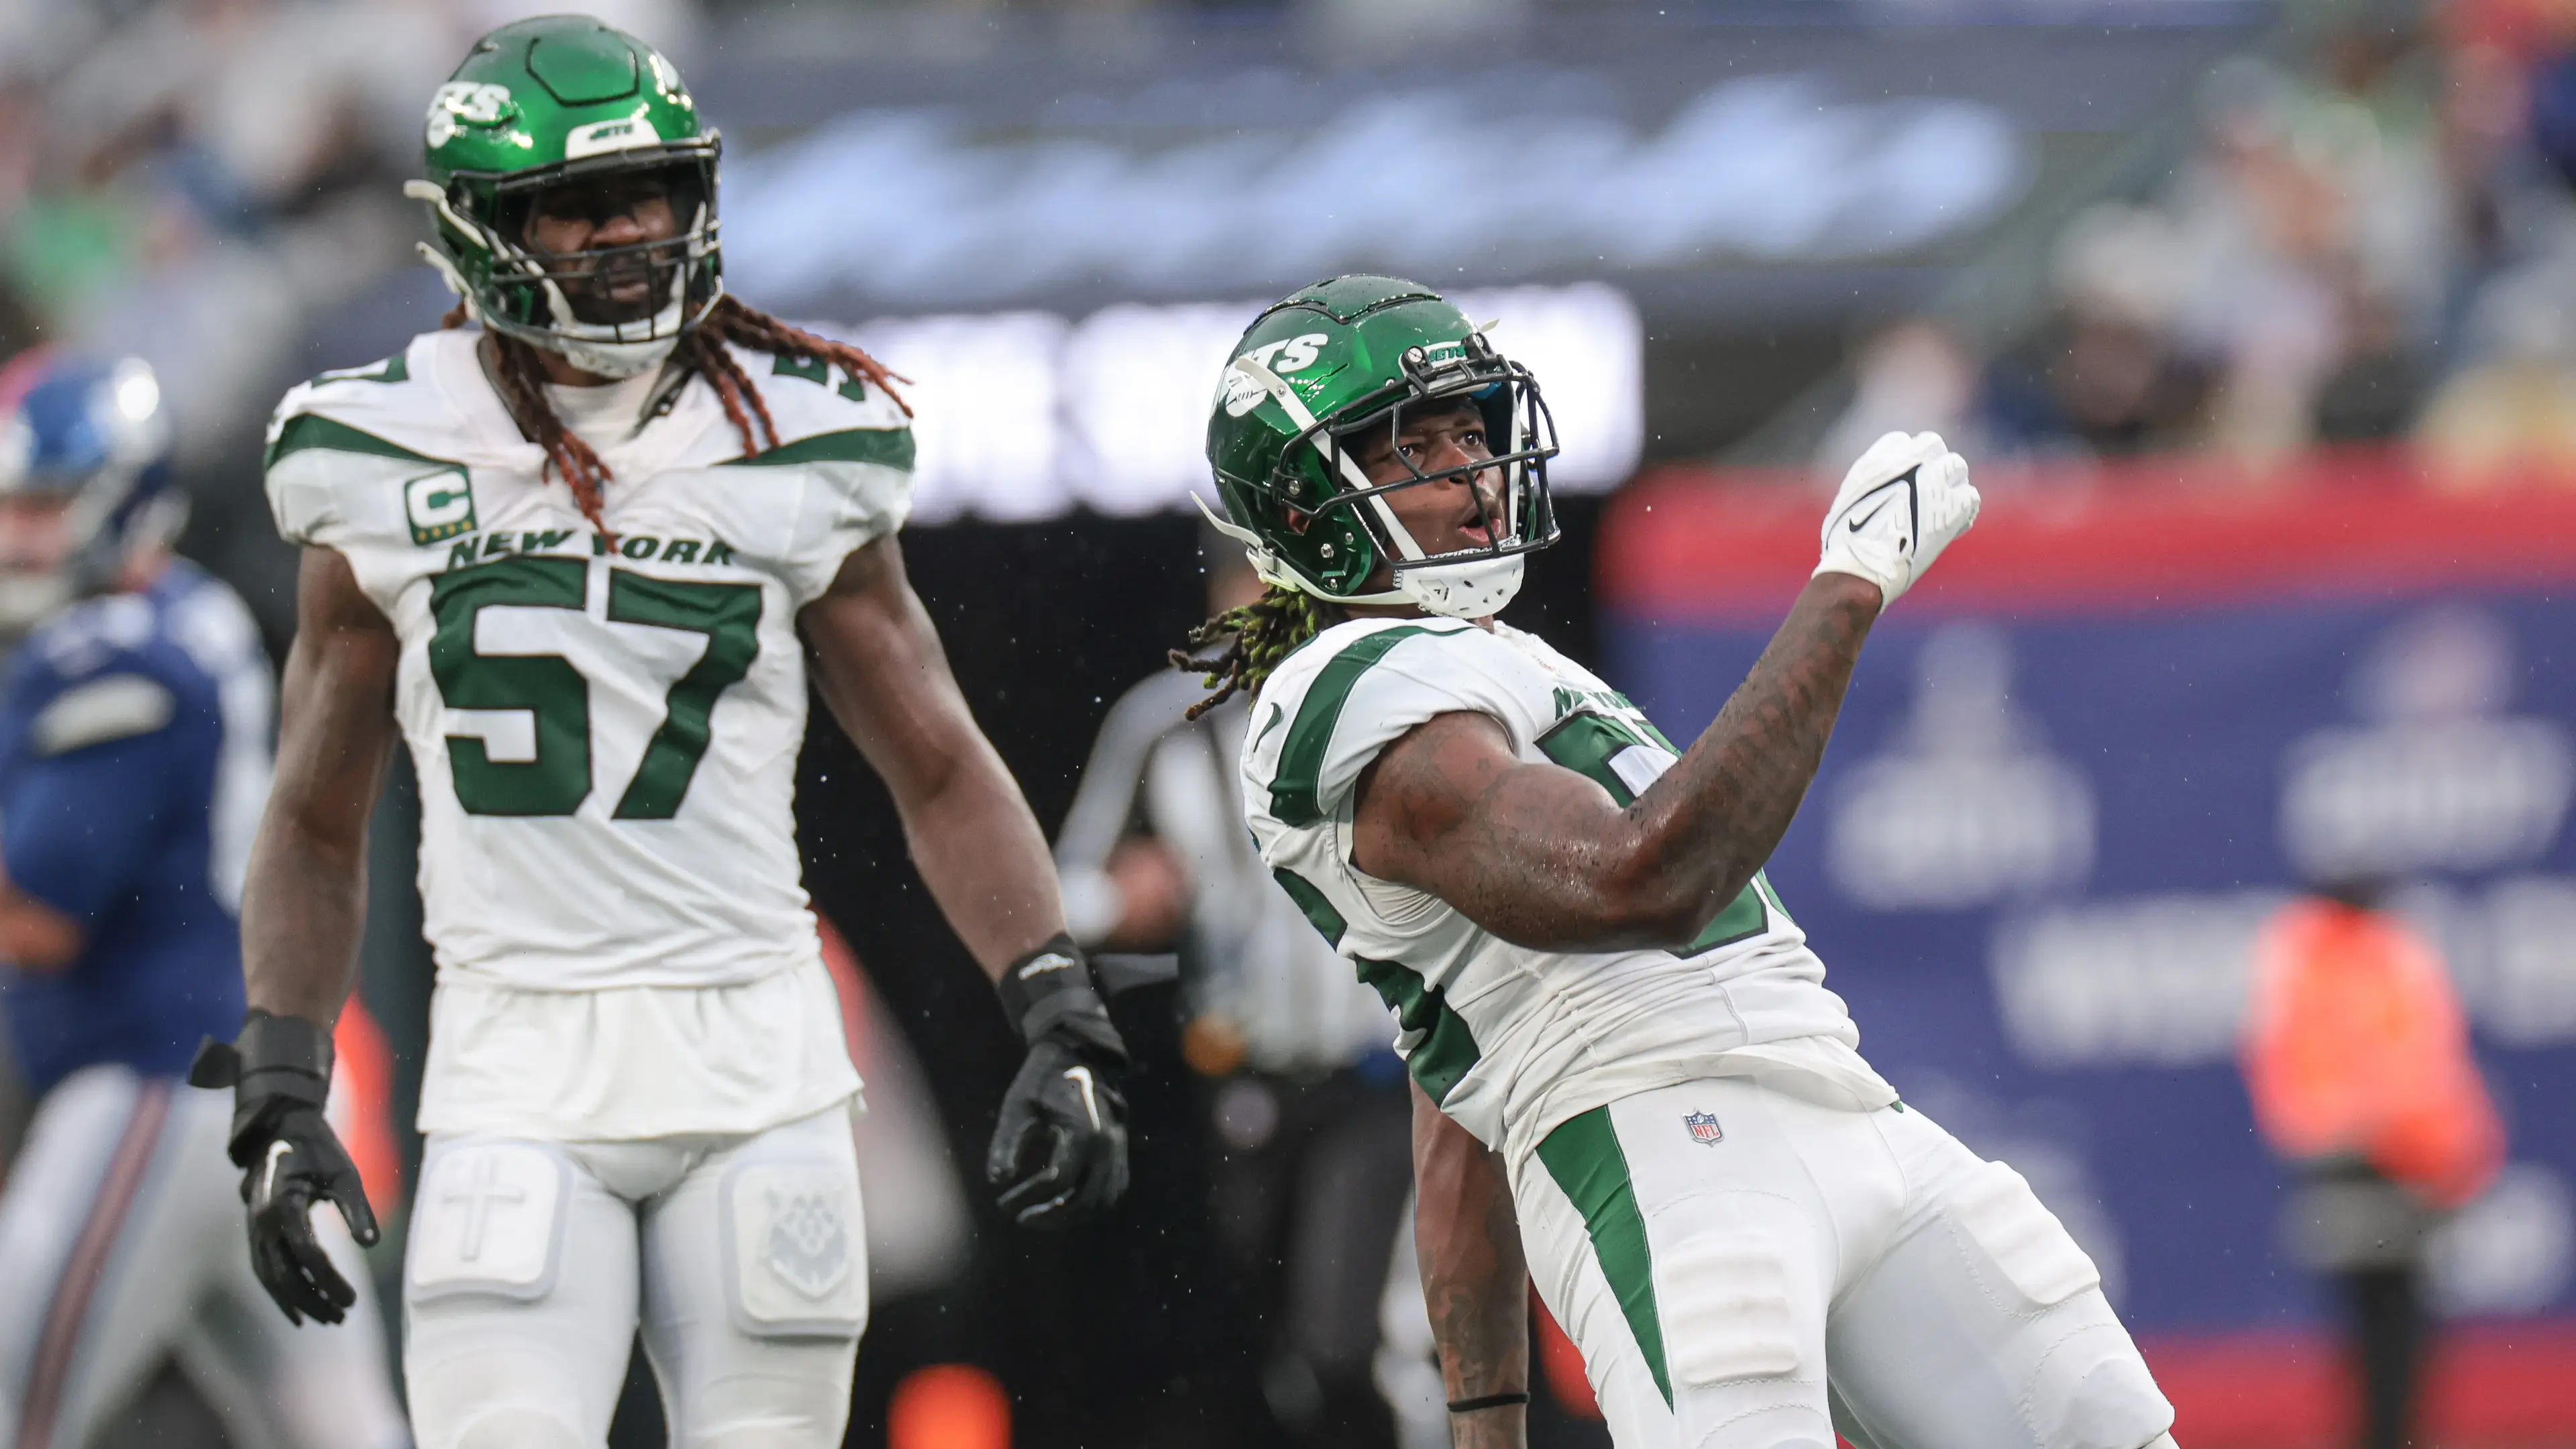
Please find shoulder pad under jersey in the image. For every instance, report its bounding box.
[262,332,479,553]
[712,339,913,472]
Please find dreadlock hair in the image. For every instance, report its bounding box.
[1170,583,1330,720]
[445,294,910,543]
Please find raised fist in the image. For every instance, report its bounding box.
[1813,430,1980,608]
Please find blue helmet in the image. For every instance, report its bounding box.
[0,351,184,631]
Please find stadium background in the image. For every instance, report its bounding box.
[3,0,2575,1444]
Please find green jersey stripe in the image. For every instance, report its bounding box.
[1537,1108,1672,1406]
[1272,867,1348,945]
[311,352,409,387]
[264,414,448,472]
[720,427,916,471]
[1267,624,1442,826]
[1351,956,1481,1104]
[1275,866,1483,1102]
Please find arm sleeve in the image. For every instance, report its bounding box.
[783,443,918,606]
[3,716,188,924]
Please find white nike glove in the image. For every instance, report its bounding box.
[1813,430,1981,608]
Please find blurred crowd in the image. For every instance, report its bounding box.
[1817,0,2576,484]
[0,0,704,478]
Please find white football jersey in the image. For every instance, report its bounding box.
[1241,616,1895,1167]
[265,328,908,995]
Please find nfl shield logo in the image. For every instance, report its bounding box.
[1683,1111,1723,1145]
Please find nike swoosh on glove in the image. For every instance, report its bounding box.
[987,1038,1131,1226]
[986,936,1133,1228]
[1813,430,1981,607]
[241,1106,378,1326]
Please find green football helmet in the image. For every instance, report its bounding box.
[1202,276,1560,620]
[405,16,720,378]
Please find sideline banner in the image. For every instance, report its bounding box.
[1598,454,2576,1444]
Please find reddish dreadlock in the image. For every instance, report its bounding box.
[443,295,910,542]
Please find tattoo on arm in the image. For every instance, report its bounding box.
[1635,570,1883,904]
[1354,573,1882,951]
[1412,1083,1529,1448]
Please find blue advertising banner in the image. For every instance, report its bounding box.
[1615,596,2576,1333]
[1595,458,2576,1442]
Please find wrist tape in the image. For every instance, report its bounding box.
[189,1010,335,1167]
[995,935,1128,1065]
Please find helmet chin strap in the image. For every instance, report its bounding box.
[536,327,682,380]
[1394,553,1525,619]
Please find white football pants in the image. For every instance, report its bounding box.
[0,1065,408,1449]
[402,1105,865,1449]
[1515,1077,2175,1449]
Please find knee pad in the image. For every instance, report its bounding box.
[1684,1402,1837,1449]
[409,1142,573,1303]
[448,1406,586,1449]
[718,1158,867,1338]
[670,1362,853,1449]
[2027,1322,2175,1449]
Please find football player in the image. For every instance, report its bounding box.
[0,352,408,1449]
[189,18,1130,1449]
[1189,276,2182,1449]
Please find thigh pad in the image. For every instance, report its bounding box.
[1661,1222,1803,1389]
[409,1141,574,1303]
[719,1157,867,1338]
[1943,1161,2101,1313]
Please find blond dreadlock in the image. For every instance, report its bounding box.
[445,295,910,544]
[1169,584,1329,720]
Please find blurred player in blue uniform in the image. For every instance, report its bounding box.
[0,352,407,1449]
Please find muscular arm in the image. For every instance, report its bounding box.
[800,536,1063,980]
[1414,1080,1529,1448]
[240,547,401,1024]
[1352,572,1882,953]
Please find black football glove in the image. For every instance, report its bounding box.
[188,1010,378,1326]
[985,936,1132,1228]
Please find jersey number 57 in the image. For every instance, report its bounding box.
[427,556,759,818]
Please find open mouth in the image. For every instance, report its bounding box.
[1452,480,1507,548]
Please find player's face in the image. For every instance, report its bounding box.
[0,492,74,573]
[521,170,685,325]
[1342,399,1505,558]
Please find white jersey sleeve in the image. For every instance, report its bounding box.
[262,341,468,604]
[1255,619,1542,829]
[741,347,915,605]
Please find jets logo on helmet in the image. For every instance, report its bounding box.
[1201,275,1562,621]
[1218,332,1330,416]
[423,83,517,148]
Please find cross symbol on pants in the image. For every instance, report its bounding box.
[443,1154,527,1262]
